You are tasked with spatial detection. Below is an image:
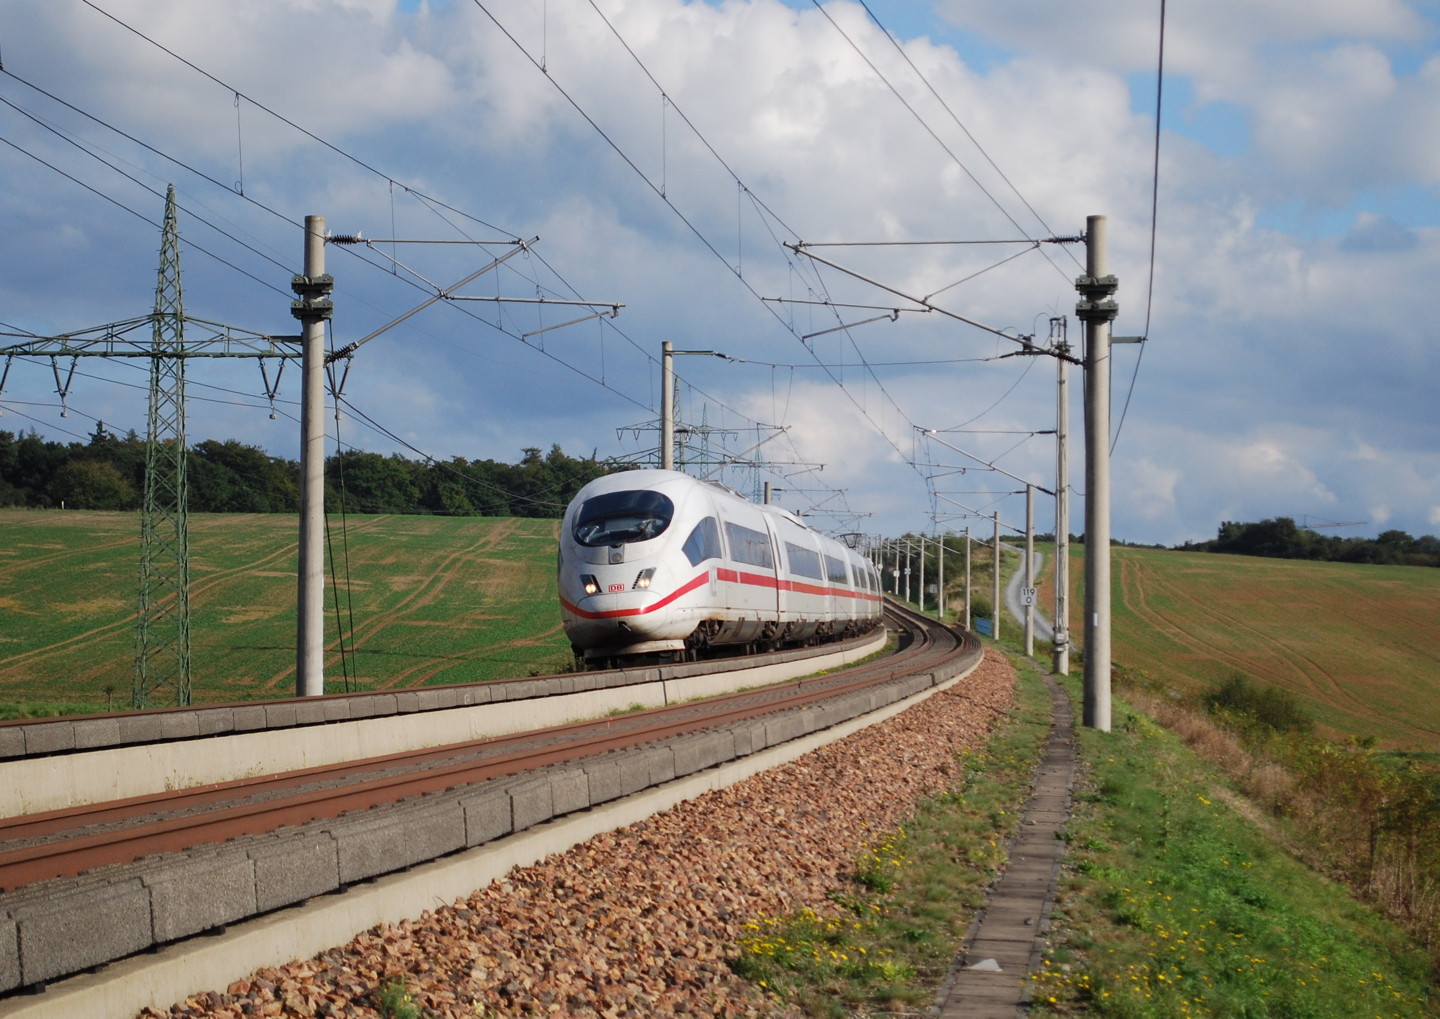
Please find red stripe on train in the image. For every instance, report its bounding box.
[565,567,883,620]
[561,571,712,620]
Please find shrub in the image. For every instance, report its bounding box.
[1203,673,1313,734]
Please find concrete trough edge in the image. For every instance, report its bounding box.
[0,640,978,1016]
[0,634,888,818]
[0,633,884,764]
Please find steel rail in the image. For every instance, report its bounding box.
[0,609,972,893]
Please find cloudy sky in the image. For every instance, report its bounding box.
[1,0,1436,546]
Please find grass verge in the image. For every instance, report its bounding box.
[1032,681,1436,1017]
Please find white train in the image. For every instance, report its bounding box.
[558,469,884,662]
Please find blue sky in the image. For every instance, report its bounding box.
[1,0,1437,546]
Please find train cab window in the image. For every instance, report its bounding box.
[682,516,724,566]
[573,489,675,547]
[724,522,775,569]
[825,555,849,585]
[785,542,824,580]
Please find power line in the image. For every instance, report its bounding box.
[49,3,806,462]
[17,1,1057,533]
[852,0,1082,274]
[1112,0,1166,452]
[809,0,1075,283]
[77,0,517,241]
[470,0,929,496]
[0,89,294,291]
[0,133,287,297]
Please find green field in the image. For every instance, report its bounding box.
[1039,545,1440,752]
[6,513,1440,749]
[0,510,571,712]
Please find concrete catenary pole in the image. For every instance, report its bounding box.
[963,526,972,630]
[917,535,926,614]
[1077,213,1118,731]
[1025,483,1035,657]
[293,215,332,698]
[991,513,1001,640]
[660,340,675,471]
[1054,320,1071,676]
[937,533,946,622]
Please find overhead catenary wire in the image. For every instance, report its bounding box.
[586,5,971,452]
[24,4,818,506]
[1111,0,1166,453]
[0,68,670,450]
[0,132,289,298]
[505,0,1066,527]
[807,0,1076,283]
[469,0,930,509]
[13,1,1069,532]
[851,0,1083,275]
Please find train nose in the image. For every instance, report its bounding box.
[575,568,656,596]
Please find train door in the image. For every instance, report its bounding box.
[759,513,785,629]
[720,515,779,645]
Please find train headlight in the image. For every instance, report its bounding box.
[581,574,601,596]
[633,568,655,590]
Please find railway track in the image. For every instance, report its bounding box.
[0,604,979,1002]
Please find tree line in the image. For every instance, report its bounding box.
[0,425,628,518]
[1181,516,1439,568]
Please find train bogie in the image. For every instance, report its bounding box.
[558,469,882,662]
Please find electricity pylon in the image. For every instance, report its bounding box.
[134,186,190,708]
[0,187,304,708]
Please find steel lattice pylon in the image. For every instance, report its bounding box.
[1,189,304,708]
[134,186,191,708]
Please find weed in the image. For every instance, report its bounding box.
[605,701,648,717]
[1031,679,1434,1018]
[376,976,421,1019]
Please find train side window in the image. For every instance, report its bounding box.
[724,521,775,569]
[825,555,849,584]
[785,541,824,580]
[682,516,724,566]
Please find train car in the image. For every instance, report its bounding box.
[558,469,883,662]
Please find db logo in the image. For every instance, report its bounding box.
[608,583,626,593]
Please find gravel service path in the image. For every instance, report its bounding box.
[138,650,1019,1018]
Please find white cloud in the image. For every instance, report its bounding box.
[2,0,1439,546]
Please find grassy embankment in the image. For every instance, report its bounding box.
[725,650,1436,1016]
[733,548,1440,1016]
[0,510,573,716]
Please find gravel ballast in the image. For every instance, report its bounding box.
[140,650,1018,1018]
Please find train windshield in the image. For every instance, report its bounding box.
[573,489,675,547]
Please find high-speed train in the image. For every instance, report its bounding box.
[558,469,884,662]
